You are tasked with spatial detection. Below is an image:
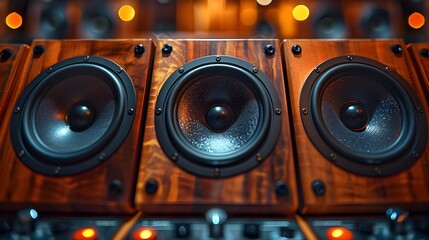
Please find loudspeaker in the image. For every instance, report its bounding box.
[341,0,403,38]
[0,39,154,214]
[0,44,30,128]
[408,44,429,106]
[135,40,298,216]
[283,39,429,215]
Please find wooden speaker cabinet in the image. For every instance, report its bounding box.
[283,39,429,215]
[135,39,298,216]
[0,39,154,214]
[0,44,29,128]
[408,43,429,106]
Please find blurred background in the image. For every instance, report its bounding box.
[1,0,428,43]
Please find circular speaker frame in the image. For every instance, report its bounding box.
[300,55,427,176]
[155,55,282,178]
[10,56,136,176]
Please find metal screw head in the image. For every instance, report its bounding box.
[302,108,308,115]
[347,56,353,61]
[374,167,382,175]
[291,45,302,55]
[33,45,45,58]
[83,56,90,62]
[0,48,13,62]
[178,67,184,73]
[162,43,173,55]
[128,108,134,115]
[134,44,145,56]
[275,108,282,115]
[418,106,424,113]
[420,48,429,58]
[256,153,263,161]
[155,107,162,115]
[274,180,288,197]
[252,67,258,73]
[117,68,123,73]
[109,179,123,196]
[215,56,221,62]
[385,66,391,72]
[145,179,158,194]
[14,107,21,113]
[314,67,320,73]
[264,44,275,56]
[171,152,178,161]
[47,67,53,73]
[214,168,221,177]
[311,180,325,196]
[391,44,403,55]
[54,167,61,175]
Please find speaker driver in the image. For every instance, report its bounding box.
[155,56,281,178]
[82,4,116,38]
[10,56,136,176]
[39,2,69,38]
[360,7,392,38]
[300,55,427,176]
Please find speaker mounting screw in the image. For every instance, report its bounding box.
[256,153,263,162]
[18,150,24,158]
[301,108,308,115]
[330,153,336,161]
[14,107,20,113]
[178,67,184,73]
[314,67,320,73]
[33,45,45,58]
[155,107,162,115]
[385,66,391,72]
[0,48,13,62]
[171,152,178,161]
[109,179,123,196]
[83,56,90,62]
[413,150,419,158]
[46,67,53,73]
[274,180,288,197]
[215,56,221,62]
[134,44,145,56]
[145,179,158,194]
[54,167,61,175]
[162,43,173,55]
[291,45,301,55]
[128,108,134,115]
[420,48,429,58]
[252,67,258,73]
[418,107,424,113]
[264,44,275,56]
[275,108,282,115]
[117,68,123,73]
[312,180,325,196]
[391,44,403,55]
[98,152,106,160]
[347,56,353,61]
[214,168,221,177]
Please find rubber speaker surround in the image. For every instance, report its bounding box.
[300,55,427,176]
[10,56,136,176]
[155,55,282,178]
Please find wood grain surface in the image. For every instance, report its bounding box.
[135,39,298,216]
[283,39,429,215]
[0,39,155,214]
[0,44,29,129]
[408,43,429,106]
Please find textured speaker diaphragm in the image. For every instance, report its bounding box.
[10,56,136,176]
[155,56,281,178]
[300,55,427,176]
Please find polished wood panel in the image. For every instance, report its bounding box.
[283,39,429,215]
[0,39,155,214]
[135,40,298,216]
[0,44,29,128]
[408,43,429,106]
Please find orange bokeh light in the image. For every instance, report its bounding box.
[326,227,353,240]
[72,227,97,240]
[408,12,425,29]
[132,228,157,240]
[5,12,23,29]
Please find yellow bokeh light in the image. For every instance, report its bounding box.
[408,12,425,29]
[118,5,135,22]
[139,229,153,239]
[331,229,344,238]
[82,228,96,238]
[292,5,310,21]
[5,12,23,29]
[240,8,257,26]
[257,0,272,6]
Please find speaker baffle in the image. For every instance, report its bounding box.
[300,55,427,176]
[155,56,281,178]
[10,56,136,176]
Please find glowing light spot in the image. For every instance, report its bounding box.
[327,227,353,240]
[82,229,95,238]
[292,5,310,21]
[5,12,23,29]
[118,5,135,22]
[408,12,425,29]
[257,0,272,6]
[132,228,157,240]
[240,8,257,26]
[72,227,97,240]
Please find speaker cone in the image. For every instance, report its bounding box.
[155,56,281,178]
[10,56,136,176]
[300,55,427,176]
